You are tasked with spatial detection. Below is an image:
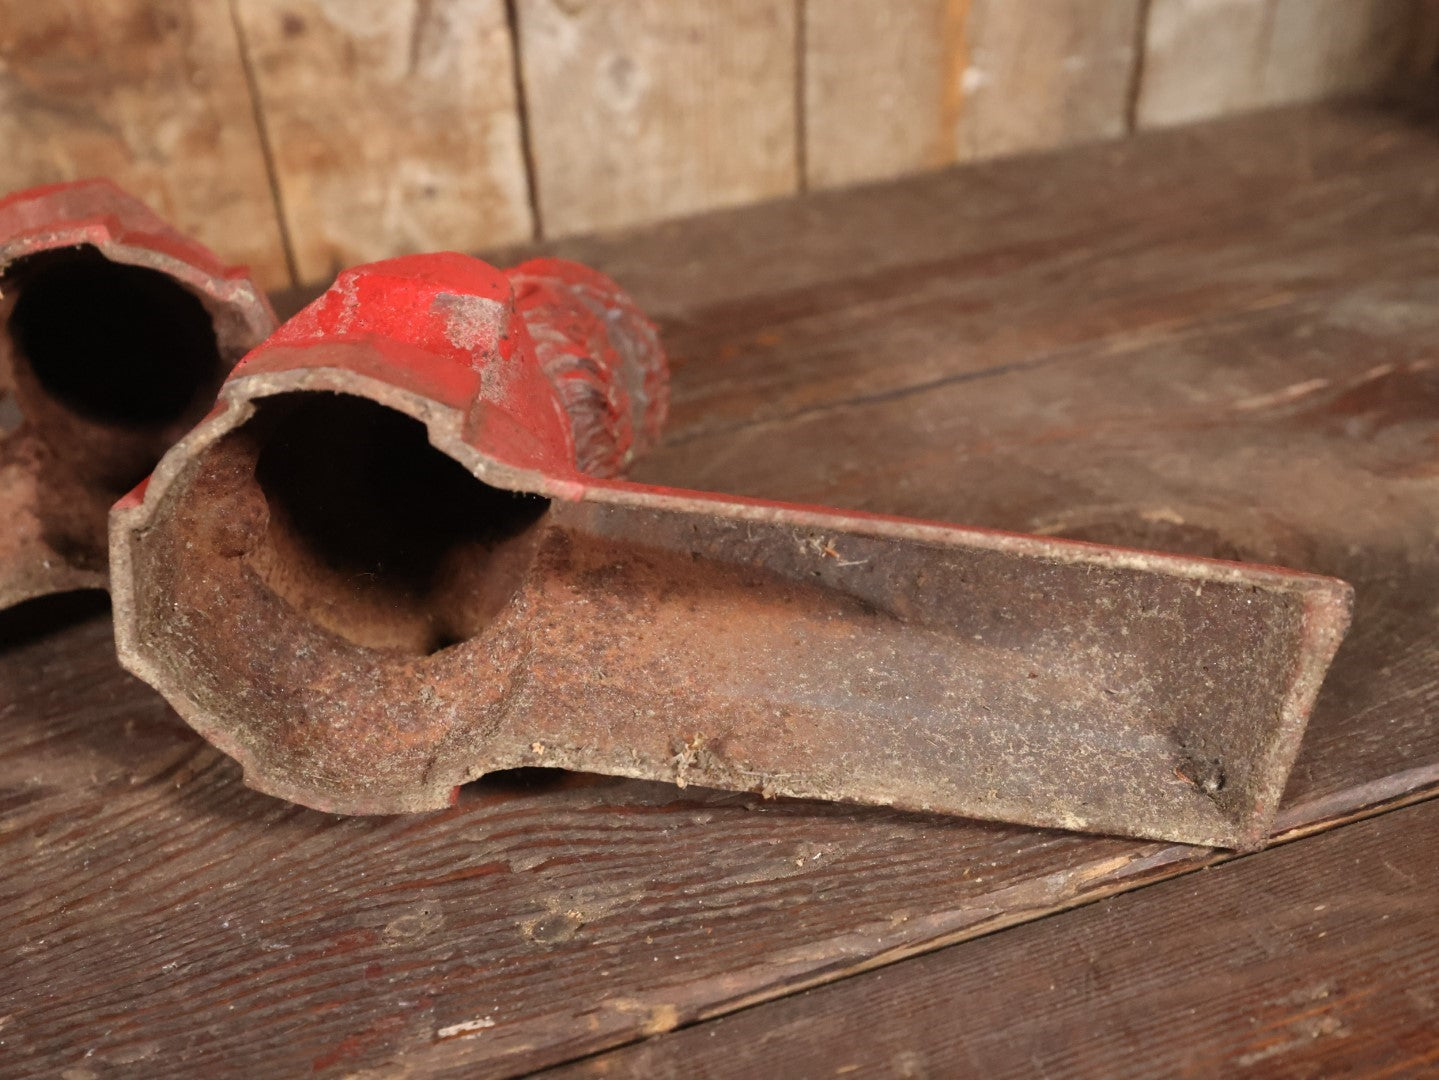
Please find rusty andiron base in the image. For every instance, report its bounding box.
[0,180,275,608]
[109,252,1352,849]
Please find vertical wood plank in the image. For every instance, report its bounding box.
[804,0,1143,190]
[0,0,291,289]
[514,0,799,237]
[233,0,533,286]
[803,0,954,188]
[953,0,1142,160]
[1137,0,1434,129]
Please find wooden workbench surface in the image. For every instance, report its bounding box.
[4,101,1438,1077]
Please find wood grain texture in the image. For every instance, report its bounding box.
[0,0,290,289]
[549,799,1439,1079]
[953,0,1142,160]
[4,104,1439,1078]
[514,0,798,236]
[804,0,1142,189]
[1138,0,1435,129]
[232,0,533,285]
[802,0,956,188]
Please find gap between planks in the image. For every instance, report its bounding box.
[226,0,301,288]
[537,783,1439,1076]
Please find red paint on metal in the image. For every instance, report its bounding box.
[0,179,257,287]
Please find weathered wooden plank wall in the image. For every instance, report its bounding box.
[2,0,1435,288]
[232,0,533,286]
[514,0,799,235]
[1137,0,1438,128]
[0,0,290,289]
[805,0,1144,188]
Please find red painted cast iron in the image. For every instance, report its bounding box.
[110,252,1352,849]
[0,180,275,607]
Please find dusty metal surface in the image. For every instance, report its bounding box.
[0,180,275,609]
[111,253,1352,849]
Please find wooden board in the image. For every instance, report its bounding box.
[232,0,534,286]
[951,0,1142,160]
[535,103,1439,438]
[1137,0,1435,129]
[804,0,1142,189]
[802,0,957,188]
[550,798,1439,1079]
[4,102,1439,1077]
[0,0,291,289]
[513,0,798,236]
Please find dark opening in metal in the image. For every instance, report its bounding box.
[4,245,222,427]
[248,393,550,656]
